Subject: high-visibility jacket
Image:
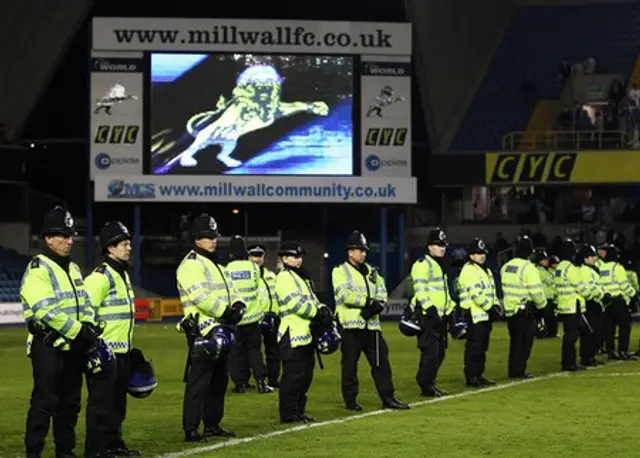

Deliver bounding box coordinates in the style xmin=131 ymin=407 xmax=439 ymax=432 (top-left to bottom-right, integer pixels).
xmin=227 ymin=259 xmax=263 ymax=325
xmin=596 ymin=258 xmax=604 ymax=270
xmin=332 ymin=261 xmax=386 ymax=331
xmin=176 ymin=250 xmax=242 ymax=336
xmin=537 ymin=266 xmax=556 ymax=302
xmin=409 ymin=255 xmax=453 ymax=318
xmin=554 ymin=260 xmax=588 ymax=315
xmin=626 ymin=269 xmax=639 ymax=296
xmin=260 ymin=267 xmax=278 ymax=315
xmin=600 ymin=261 xmax=635 ymax=305
xmin=84 ymin=261 xmax=135 ymax=353
xmin=500 ymin=258 xmax=546 ymax=317
xmin=458 ymin=262 xmax=496 ymax=324
xmin=275 ymin=268 xmax=321 ymax=348
xmin=20 ymin=254 xmax=94 ymax=354
xmin=580 ymin=264 xmax=604 ymax=306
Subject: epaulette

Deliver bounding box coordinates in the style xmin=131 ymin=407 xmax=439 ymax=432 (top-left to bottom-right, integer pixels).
xmin=30 ymin=257 xmax=40 ymax=268
xmin=95 ymin=264 xmax=107 ymax=274
xmin=187 ymin=252 xmax=197 ymax=260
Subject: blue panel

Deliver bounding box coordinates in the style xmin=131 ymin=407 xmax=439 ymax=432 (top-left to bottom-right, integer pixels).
xmin=151 ymin=53 xmax=209 ymax=83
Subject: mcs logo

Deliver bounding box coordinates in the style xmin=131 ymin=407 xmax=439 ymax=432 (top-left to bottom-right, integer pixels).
xmin=107 ymin=179 xmax=155 ymax=199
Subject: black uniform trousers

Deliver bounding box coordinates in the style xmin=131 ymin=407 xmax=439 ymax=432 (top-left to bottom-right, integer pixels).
xmin=507 ymin=313 xmax=536 ymax=377
xmin=278 ymin=333 xmax=315 ymax=422
xmin=230 ymin=322 xmax=267 ymax=385
xmin=603 ymin=297 xmax=632 ymax=355
xmin=544 ymin=301 xmax=558 ymax=337
xmin=182 ymin=347 xmax=229 ymax=433
xmin=25 ymin=337 xmax=84 ymax=457
xmin=415 ymin=319 xmax=447 ymax=391
xmin=581 ymin=302 xmax=603 ymax=364
xmin=464 ymin=319 xmax=491 ymax=381
xmin=85 ymin=363 xmax=116 ymax=457
xmin=340 ymin=328 xmax=394 ymax=403
xmin=262 ymin=329 xmax=281 ymax=384
xmin=561 ymin=314 xmax=589 ymax=368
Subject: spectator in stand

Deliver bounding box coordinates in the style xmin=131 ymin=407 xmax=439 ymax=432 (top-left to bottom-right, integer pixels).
xmin=609 ymin=80 xmax=625 ymax=106
xmin=629 ymin=84 xmax=640 ymax=107
xmin=557 ymin=60 xmax=571 ymax=88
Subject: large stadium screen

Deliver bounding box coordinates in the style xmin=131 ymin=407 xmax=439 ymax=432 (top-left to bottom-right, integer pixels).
xmin=149 ymin=53 xmax=354 ymax=176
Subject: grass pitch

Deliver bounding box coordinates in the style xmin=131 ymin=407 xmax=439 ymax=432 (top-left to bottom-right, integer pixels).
xmin=1 ymin=323 xmax=638 ymax=458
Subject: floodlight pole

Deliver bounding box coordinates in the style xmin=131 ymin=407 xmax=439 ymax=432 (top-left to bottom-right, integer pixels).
xmin=398 ymin=208 xmax=405 ymax=278
xmin=380 ymin=206 xmax=388 ymax=279
xmin=133 ymin=204 xmax=142 ymax=287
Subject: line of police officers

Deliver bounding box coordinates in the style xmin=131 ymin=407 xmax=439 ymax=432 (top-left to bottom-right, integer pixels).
xmin=20 ymin=207 xmax=640 ymax=457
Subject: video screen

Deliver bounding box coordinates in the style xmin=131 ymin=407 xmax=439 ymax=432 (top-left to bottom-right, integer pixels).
xmin=150 ymin=53 xmax=354 ymax=175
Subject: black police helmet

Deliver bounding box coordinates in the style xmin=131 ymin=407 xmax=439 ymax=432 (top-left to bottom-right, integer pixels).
xmin=190 ymin=214 xmax=220 ymax=239
xmin=580 ymin=244 xmax=597 ymax=260
xmin=42 ymin=206 xmax=76 ymax=237
xmin=278 ymin=241 xmax=305 ymax=257
xmin=346 ymin=230 xmax=369 ymax=251
xmin=229 ymin=235 xmax=247 ymax=257
xmin=515 ymin=236 xmax=534 ymax=259
xmin=533 ymin=248 xmax=549 ymax=263
xmin=559 ymin=239 xmax=577 ymax=261
xmin=99 ymin=221 xmax=131 ymax=251
xmin=426 ymin=227 xmax=448 ymax=247
xmin=247 ymin=244 xmax=266 ymax=256
xmin=468 ymin=238 xmax=488 ymax=255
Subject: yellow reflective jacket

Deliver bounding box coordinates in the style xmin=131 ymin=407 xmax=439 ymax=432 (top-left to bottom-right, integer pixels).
xmin=500 ymin=258 xmax=546 ymax=317
xmin=580 ymin=264 xmax=605 ymax=306
xmin=554 ymin=260 xmax=588 ymax=315
xmin=84 ymin=260 xmax=135 ymax=353
xmin=626 ymin=270 xmax=639 ymax=296
xmin=275 ymin=268 xmax=321 ymax=348
xmin=458 ymin=262 xmax=496 ymax=324
xmin=20 ymin=253 xmax=94 ymax=353
xmin=176 ymin=250 xmax=242 ymax=336
xmin=227 ymin=258 xmax=264 ymax=325
xmin=409 ymin=255 xmax=453 ymax=318
xmin=537 ymin=266 xmax=556 ymax=302
xmin=332 ymin=261 xmax=386 ymax=331
xmin=600 ymin=261 xmax=635 ymax=306
xmin=260 ymin=267 xmax=278 ymax=315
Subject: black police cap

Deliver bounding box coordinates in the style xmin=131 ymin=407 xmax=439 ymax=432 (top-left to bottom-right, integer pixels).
xmin=100 ymin=221 xmax=131 ymax=250
xmin=190 ymin=214 xmax=220 ymax=238
xmin=42 ymin=206 xmax=76 ymax=237
xmin=468 ymin=237 xmax=488 ymax=255
xmin=346 ymin=230 xmax=369 ymax=251
xmin=247 ymin=244 xmax=266 ymax=256
xmin=278 ymin=242 xmax=305 ymax=257
xmin=426 ymin=228 xmax=447 ymax=246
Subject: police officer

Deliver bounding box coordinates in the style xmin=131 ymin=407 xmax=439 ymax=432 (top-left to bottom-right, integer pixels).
xmin=177 ymin=214 xmax=245 ymax=442
xmin=228 ymin=236 xmax=273 ymax=394
xmin=555 ymin=239 xmax=590 ymax=371
xmin=458 ymin=238 xmax=497 ymax=388
xmin=275 ymin=242 xmax=334 ymax=424
xmin=409 ymin=227 xmax=454 ymax=397
xmin=578 ymin=244 xmax=607 ymax=367
xmin=21 ymin=206 xmax=99 ymax=458
xmin=599 ymin=244 xmax=637 ymax=360
xmin=248 ymin=244 xmax=281 ymax=387
xmin=332 ymin=231 xmax=409 ymax=410
xmin=533 ymin=249 xmax=556 ymax=338
xmin=500 ymin=236 xmax=546 ymax=379
xmin=83 ymin=221 xmax=140 ymax=457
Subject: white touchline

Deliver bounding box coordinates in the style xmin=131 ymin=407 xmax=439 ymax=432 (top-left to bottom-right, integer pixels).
xmin=156 ymin=361 xmax=628 ymax=458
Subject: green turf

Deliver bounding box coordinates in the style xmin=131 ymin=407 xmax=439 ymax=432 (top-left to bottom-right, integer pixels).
xmin=0 ymin=323 xmax=638 ymax=458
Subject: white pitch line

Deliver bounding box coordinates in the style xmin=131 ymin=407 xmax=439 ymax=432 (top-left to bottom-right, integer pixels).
xmin=576 ymin=372 xmax=640 ymax=377
xmin=156 ymin=361 xmax=628 ymax=458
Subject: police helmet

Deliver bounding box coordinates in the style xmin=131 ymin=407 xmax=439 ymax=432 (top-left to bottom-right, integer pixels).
xmin=515 ymin=236 xmax=534 ymax=259
xmin=127 ymin=348 xmax=157 ymax=399
xmin=42 ymin=206 xmax=76 ymax=237
xmin=559 ymin=238 xmax=577 ymax=261
xmin=549 ymin=255 xmax=560 ymax=266
xmin=259 ymin=312 xmax=279 ymax=336
xmin=426 ymin=228 xmax=448 ymax=247
xmin=468 ymin=238 xmax=488 ymax=255
xmin=398 ymin=304 xmax=422 ymax=337
xmin=229 ymin=235 xmax=247 ymax=258
xmin=193 ymin=325 xmax=236 ymax=360
xmin=278 ymin=242 xmax=305 ymax=257
xmin=580 ymin=244 xmax=597 ymax=260
xmin=190 ymin=214 xmax=220 ymax=238
xmin=346 ymin=231 xmax=369 ymax=252
xmin=449 ymin=319 xmax=468 ymax=340
xmin=85 ymin=339 xmax=116 ymax=379
xmin=99 ymin=221 xmax=131 ymax=251
xmin=316 ymin=327 xmax=342 ymax=355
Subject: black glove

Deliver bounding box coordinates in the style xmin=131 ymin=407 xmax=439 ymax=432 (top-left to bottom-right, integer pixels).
xmin=361 ymin=306 xmax=375 ymax=321
xmin=73 ymin=322 xmax=101 ymax=353
xmin=366 ymin=299 xmax=385 ymax=315
xmin=313 ymin=306 xmax=334 ymax=329
xmin=602 ymin=293 xmax=613 ymax=307
xmin=220 ymin=301 xmax=246 ymax=325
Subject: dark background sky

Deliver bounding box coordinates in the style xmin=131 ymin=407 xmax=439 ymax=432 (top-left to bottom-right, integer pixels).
xmin=22 ymin=0 xmax=429 ymax=235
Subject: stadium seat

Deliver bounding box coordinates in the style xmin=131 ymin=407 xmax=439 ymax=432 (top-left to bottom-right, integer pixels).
xmin=450 ymin=3 xmax=640 ymax=151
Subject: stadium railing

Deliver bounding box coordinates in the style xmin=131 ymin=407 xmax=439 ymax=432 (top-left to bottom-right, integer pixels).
xmin=501 ymin=130 xmax=630 ymax=151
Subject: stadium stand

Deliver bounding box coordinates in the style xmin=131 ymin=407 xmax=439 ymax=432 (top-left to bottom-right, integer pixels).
xmin=0 ymin=246 xmax=29 ymax=302
xmin=450 ymin=3 xmax=640 ymax=151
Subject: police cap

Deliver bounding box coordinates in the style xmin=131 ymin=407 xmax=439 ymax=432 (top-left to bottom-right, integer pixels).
xmin=426 ymin=228 xmax=448 ymax=247
xmin=99 ymin=221 xmax=131 ymax=250
xmin=42 ymin=206 xmax=76 ymax=237
xmin=468 ymin=238 xmax=488 ymax=255
xmin=190 ymin=214 xmax=220 ymax=238
xmin=278 ymin=242 xmax=305 ymax=257
xmin=247 ymin=244 xmax=266 ymax=256
xmin=346 ymin=230 xmax=369 ymax=251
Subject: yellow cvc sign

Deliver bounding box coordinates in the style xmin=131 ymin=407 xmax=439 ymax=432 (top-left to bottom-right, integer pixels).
xmin=485 ymin=151 xmax=640 ymax=184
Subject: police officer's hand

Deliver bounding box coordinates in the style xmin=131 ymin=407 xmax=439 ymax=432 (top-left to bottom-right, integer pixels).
xmin=220 ymin=301 xmax=246 ymax=325
xmin=313 ymin=306 xmax=334 ymax=329
xmin=603 ymin=293 xmax=613 ymax=306
xmin=73 ymin=322 xmax=101 ymax=353
xmin=366 ymin=299 xmax=385 ymax=315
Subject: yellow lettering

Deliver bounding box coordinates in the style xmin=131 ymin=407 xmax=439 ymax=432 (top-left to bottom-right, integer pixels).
xmin=554 ymin=156 xmax=570 ymax=178
xmin=527 ymin=155 xmax=546 ymax=179
xmin=497 ymin=157 xmax=514 ymax=180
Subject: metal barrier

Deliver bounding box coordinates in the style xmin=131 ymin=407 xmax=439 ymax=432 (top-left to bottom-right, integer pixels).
xmin=501 ymin=130 xmax=630 ymax=152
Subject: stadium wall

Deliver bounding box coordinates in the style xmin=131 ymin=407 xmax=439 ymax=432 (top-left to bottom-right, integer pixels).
xmin=0 ymin=222 xmax=30 ymax=254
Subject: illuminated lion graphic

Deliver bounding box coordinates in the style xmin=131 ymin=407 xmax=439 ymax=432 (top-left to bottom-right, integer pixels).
xmin=162 ymin=64 xmax=329 ymax=169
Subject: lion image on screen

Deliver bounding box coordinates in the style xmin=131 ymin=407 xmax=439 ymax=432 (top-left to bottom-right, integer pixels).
xmin=164 ymin=64 xmax=329 ymax=169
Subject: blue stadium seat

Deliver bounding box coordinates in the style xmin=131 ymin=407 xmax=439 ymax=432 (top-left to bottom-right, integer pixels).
xmin=451 ymin=3 xmax=640 ymax=151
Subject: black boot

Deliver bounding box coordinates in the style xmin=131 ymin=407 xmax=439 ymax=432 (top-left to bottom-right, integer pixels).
xmin=478 ymin=376 xmax=496 ymax=386
xmin=382 ymin=397 xmax=410 ymax=410
xmin=203 ymin=425 xmax=236 ymax=438
xmin=106 ymin=445 xmax=141 ymax=457
xmin=232 ymin=384 xmax=247 ymax=393
xmin=345 ymin=402 xmax=362 ymax=411
xmin=184 ymin=431 xmax=207 ymax=442
xmin=421 ymin=386 xmax=447 ymax=397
